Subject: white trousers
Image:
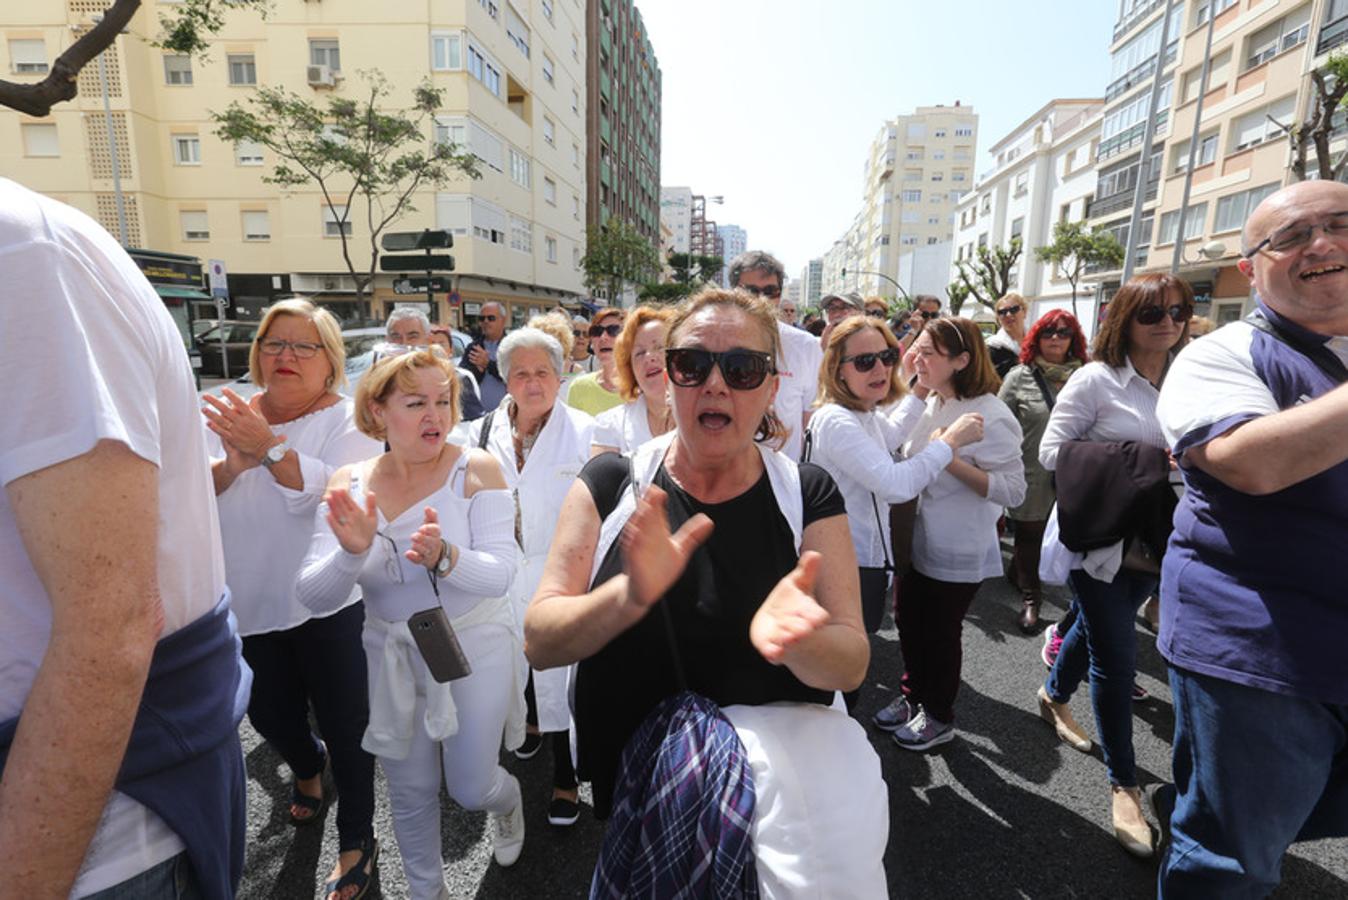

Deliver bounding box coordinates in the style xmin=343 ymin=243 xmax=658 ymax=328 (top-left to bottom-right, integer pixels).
xmin=365 ymin=622 xmax=521 ymax=900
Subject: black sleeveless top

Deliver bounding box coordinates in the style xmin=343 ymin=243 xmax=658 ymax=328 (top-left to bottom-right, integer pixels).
xmin=575 ymin=452 xmax=846 ymax=817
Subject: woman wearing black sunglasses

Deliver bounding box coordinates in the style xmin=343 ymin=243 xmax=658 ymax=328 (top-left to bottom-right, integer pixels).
xmin=564 ymin=307 xmax=627 ymax=417
xmin=526 ymin=289 xmax=888 ymax=895
xmin=1036 ymin=273 xmax=1191 ymax=858
xmin=997 ymin=309 xmax=1088 ymax=633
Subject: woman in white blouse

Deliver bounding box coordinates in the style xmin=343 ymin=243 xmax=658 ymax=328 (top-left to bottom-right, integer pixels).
xmin=591 ymin=305 xmax=675 ymax=455
xmin=466 ymin=328 xmax=596 ymax=827
xmin=1036 ymin=274 xmax=1191 ymax=859
xmin=888 ymin=317 xmax=1026 ymax=753
xmin=295 ymin=349 xmax=523 ymax=899
xmin=202 ymin=299 xmax=382 ymax=900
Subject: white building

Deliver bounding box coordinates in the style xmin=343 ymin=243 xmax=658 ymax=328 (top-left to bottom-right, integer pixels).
xmin=799 ymin=258 xmax=823 ymax=307
xmin=895 ymin=240 xmax=955 ymax=301
xmin=717 ymin=223 xmax=747 ymax=286
xmin=659 ymin=186 xmax=692 ymax=253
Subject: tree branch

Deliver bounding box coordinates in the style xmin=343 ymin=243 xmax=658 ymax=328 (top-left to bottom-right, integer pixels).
xmin=0 ymin=0 xmax=140 ymax=117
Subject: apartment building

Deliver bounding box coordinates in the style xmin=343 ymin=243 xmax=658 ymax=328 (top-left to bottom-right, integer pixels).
xmin=2 ymin=0 xmax=587 ymax=327
xmin=951 ymin=99 xmax=1105 ymax=328
xmin=659 ymin=185 xmax=691 ymax=253
xmin=799 ymin=258 xmax=823 ymax=307
xmin=586 ymin=0 xmax=660 ymax=246
xmin=716 ymin=223 xmax=746 ymax=286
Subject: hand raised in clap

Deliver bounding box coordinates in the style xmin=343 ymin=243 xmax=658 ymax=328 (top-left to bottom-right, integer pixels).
xmin=405 ymin=506 xmax=449 ymax=571
xmin=324 ymin=486 xmax=379 ymax=555
xmin=750 ymin=551 xmax=831 ymax=665
xmin=202 ymin=388 xmax=278 ymax=460
xmin=619 ymin=484 xmax=714 ymax=612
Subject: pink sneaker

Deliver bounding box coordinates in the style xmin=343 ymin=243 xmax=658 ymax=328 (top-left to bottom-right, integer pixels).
xmin=1042 ymin=623 xmax=1063 ymax=669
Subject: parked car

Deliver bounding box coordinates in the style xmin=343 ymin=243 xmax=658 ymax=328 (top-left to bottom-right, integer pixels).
xmin=195 ymin=320 xmax=261 ymax=378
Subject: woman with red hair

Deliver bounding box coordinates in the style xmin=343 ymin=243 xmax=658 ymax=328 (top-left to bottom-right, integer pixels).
xmin=997 ymin=309 xmax=1088 ymax=633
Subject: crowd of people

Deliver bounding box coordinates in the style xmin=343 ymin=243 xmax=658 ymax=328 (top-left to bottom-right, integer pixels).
xmin=2 ymin=173 xmax=1346 ymax=900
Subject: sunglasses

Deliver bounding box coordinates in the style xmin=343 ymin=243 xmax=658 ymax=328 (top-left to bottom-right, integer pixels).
xmin=865 ymin=308 xmax=888 ymax=318
xmin=589 ymin=323 xmax=623 ymax=338
xmin=481 ymin=314 xmax=499 ymax=322
xmin=996 ymin=305 xmax=1023 ymax=317
xmin=572 ymin=329 xmax=587 ymax=339
xmin=1039 ymin=327 xmax=1075 ymax=339
xmin=740 ymin=284 xmax=782 ymax=299
xmin=842 ymin=348 xmax=901 ymax=372
xmin=1135 ymin=304 xmax=1194 ymax=326
xmin=665 ymin=347 xmax=776 ymax=390
xmin=920 ymin=310 xmax=941 ymax=320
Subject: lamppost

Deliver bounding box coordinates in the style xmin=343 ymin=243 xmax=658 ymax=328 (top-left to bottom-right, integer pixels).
xmin=841 ymin=267 xmax=913 ymax=304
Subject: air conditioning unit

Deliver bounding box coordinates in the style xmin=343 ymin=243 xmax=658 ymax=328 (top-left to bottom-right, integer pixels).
xmin=307 ymin=64 xmax=336 ymax=87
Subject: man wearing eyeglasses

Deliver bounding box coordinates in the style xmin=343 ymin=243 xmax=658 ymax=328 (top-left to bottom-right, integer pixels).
xmin=986 ymin=293 xmax=1028 ymax=378
xmin=728 ymin=250 xmax=822 ymax=460
xmin=1154 ymin=180 xmax=1348 ymax=898
xmin=896 ymin=295 xmax=943 ymax=352
xmin=382 ymin=307 xmax=484 ymax=421
xmin=465 ymin=301 xmax=509 ymax=410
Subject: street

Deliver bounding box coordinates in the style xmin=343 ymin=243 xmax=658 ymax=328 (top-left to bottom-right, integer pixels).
xmin=238 ymin=577 xmax=1348 ymax=899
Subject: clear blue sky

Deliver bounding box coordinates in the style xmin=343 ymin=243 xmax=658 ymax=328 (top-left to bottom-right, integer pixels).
xmin=639 ymin=0 xmax=1118 ymax=275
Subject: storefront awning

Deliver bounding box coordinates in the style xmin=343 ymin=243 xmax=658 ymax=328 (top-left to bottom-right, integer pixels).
xmin=154 ymin=285 xmax=213 ymax=301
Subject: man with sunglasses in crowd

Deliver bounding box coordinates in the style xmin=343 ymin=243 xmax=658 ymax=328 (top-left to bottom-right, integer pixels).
xmin=464 ymin=300 xmax=509 ymax=411
xmin=896 ymin=294 xmax=944 ymax=352
xmin=986 ymin=293 xmax=1028 ymax=378
xmin=1153 ymin=179 xmax=1348 ymax=897
xmin=727 ymin=250 xmax=823 ymax=460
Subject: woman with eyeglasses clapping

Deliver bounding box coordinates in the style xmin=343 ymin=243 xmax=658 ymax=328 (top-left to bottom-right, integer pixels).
xmin=296 ymin=349 xmax=525 ymax=898
xmin=202 ymin=299 xmax=384 ymax=900
xmin=997 ymin=310 xmax=1088 ymax=633
xmin=592 ymin=305 xmax=675 ymax=455
xmin=564 ymin=307 xmax=627 ymax=416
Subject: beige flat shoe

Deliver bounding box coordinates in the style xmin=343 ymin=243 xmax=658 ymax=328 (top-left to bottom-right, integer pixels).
xmin=1037 ymin=686 xmax=1092 ymax=752
xmin=1112 ymin=785 xmax=1155 ymax=858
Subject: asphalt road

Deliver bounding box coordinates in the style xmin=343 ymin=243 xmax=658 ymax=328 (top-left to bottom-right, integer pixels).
xmin=238 ymin=577 xmax=1348 ymax=899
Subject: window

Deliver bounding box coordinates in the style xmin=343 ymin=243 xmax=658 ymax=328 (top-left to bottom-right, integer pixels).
xmin=505 ymin=5 xmax=530 ymax=57
xmin=955 ymin=125 xmax=973 ymax=137
xmin=510 ymin=216 xmax=532 ymax=252
xmin=901 ymin=189 xmax=922 ymax=202
xmin=927 ymin=236 xmax=940 ymax=245
xmin=324 ymin=205 xmax=352 ymax=238
xmin=431 ymin=33 xmax=462 ymax=70
xmin=181 ymin=211 xmax=209 ymax=241
xmin=900 ymin=236 xmax=918 ymax=245
xmin=934 ymin=129 xmax=947 ymax=138
xmin=931 ymin=172 xmax=944 ymax=182
xmin=572 ymin=88 xmax=579 ymax=115
xmin=1196 ymin=0 xmax=1237 ymax=26
xmin=544 ymin=176 xmax=557 ymax=205
xmin=903 ymin=169 xmax=922 ymax=182
xmin=436 ymin=117 xmax=504 ymax=172
xmin=542 ymin=0 xmax=554 ymax=20
xmin=1214 ymin=183 xmax=1278 ymax=233
xmin=9 ymin=39 xmax=47 ymax=74
xmin=906 ymin=149 xmax=924 ymax=161
xmin=163 ymin=54 xmax=193 ymax=85
xmin=226 ymin=53 xmax=257 ymax=85
xmin=573 ymin=246 xmax=581 ymax=269
xmin=542 ymin=53 xmax=555 ymax=85
xmin=928 ymin=216 xmax=940 ymax=225
xmin=1102 ymin=79 xmax=1174 ymax=141
xmin=546 ymin=236 xmax=558 ymax=262
xmin=952 ymin=170 xmax=967 ymax=182
xmin=437 ymin=194 xmax=507 ymax=244
xmin=309 ymin=40 xmax=340 ymax=72
xmin=21 ymin=123 xmax=58 ymax=157
xmin=1245 ymin=7 xmax=1311 ymax=70
xmin=1158 ymin=203 xmax=1208 ymax=244
xmin=572 ymin=194 xmax=580 ymax=220
xmin=1014 ymin=171 xmax=1029 ymax=196
xmin=932 ymin=150 xmax=946 ymax=160
xmin=509 ymin=148 xmax=531 ymax=187
xmin=1172 ymin=133 xmax=1218 ymax=172
xmin=242 ymin=210 xmax=271 ymax=241
xmin=901 ymin=210 xmax=920 ymax=224
xmin=478 ymin=0 xmax=499 ymax=19
xmin=234 ymin=139 xmax=263 ymax=166
xmin=543 ymin=115 xmax=555 ymax=145
xmin=572 ymin=32 xmax=579 ymax=61
xmin=572 ymin=142 xmax=580 ymax=167
xmin=954 ymin=146 xmax=971 ymax=161
xmin=1231 ymin=96 xmax=1295 ymax=152
xmin=173 ymin=135 xmax=201 ymax=165
xmin=467 ymin=43 xmax=502 ymax=97
xmin=906 ymin=123 xmax=926 ymax=140
xmin=1011 ymin=216 xmax=1025 ymax=239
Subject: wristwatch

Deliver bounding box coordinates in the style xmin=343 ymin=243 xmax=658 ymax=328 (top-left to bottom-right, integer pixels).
xmin=260 ymin=439 xmax=289 ymax=469
xmin=435 ymin=540 xmax=453 ymax=577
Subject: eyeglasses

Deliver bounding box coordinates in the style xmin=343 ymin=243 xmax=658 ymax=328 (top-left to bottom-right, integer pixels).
xmin=665 ymin=347 xmax=776 ymax=390
xmin=740 ymin=284 xmax=782 ymax=299
xmin=996 ymin=305 xmax=1023 ymax=318
xmin=260 ymin=339 xmax=322 ymax=358
xmin=1135 ymin=304 xmax=1194 ymax=326
xmin=481 ymin=314 xmax=500 ymax=322
xmin=589 ymin=323 xmax=623 ymax=338
xmin=1243 ymin=211 xmax=1348 ymax=258
xmin=842 ymin=348 xmax=901 ymax=372
xmin=1040 ymin=327 xmax=1075 ymax=339
xmin=573 ymin=329 xmax=587 ymax=339
xmin=865 ymin=308 xmax=888 ymax=318
xmin=920 ymin=310 xmax=941 ymax=320
xmin=375 ymin=531 xmax=404 ymax=584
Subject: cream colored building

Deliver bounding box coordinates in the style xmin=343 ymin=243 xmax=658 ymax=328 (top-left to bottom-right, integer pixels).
xmin=1 ymin=0 xmax=588 ymax=327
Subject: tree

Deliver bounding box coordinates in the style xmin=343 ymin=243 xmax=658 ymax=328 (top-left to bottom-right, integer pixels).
xmin=213 ymin=72 xmax=478 ymax=308
xmin=582 ymin=217 xmax=659 ymax=303
xmin=637 ymin=282 xmax=687 ymax=303
xmin=1277 ymin=53 xmax=1348 ymax=182
xmin=949 ymin=237 xmax=1023 ymax=314
xmin=1033 ymin=222 xmax=1125 ymax=320
xmin=668 ymin=253 xmax=724 ymax=287
xmin=0 ymin=0 xmax=269 ymax=116
xmin=945 ymin=281 xmax=970 ymax=317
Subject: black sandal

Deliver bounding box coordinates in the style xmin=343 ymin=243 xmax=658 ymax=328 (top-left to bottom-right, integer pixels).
xmin=324 ymin=839 xmax=379 ymax=900
xmin=289 ymin=744 xmax=328 ymax=826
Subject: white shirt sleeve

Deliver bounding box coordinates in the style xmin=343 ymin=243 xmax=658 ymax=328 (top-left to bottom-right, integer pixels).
xmin=882 ymin=393 xmax=929 ymax=446
xmin=814 ymin=407 xmax=954 ymax=504
xmin=974 ymin=403 xmax=1028 ymax=508
xmin=294 ymin=499 xmax=371 ymax=614
xmin=1039 ymin=365 xmax=1101 ymax=471
xmin=1157 ymin=325 xmax=1279 ymax=452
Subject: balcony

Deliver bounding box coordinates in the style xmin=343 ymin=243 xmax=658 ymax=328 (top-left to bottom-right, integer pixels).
xmin=1318 ymin=16 xmax=1348 ymax=56
xmin=1106 ymin=41 xmax=1178 ymax=102
xmin=1114 ymin=0 xmax=1165 ymax=44
xmin=1088 ymin=180 xmax=1158 ymax=219
xmin=1098 ymin=111 xmax=1168 ymax=161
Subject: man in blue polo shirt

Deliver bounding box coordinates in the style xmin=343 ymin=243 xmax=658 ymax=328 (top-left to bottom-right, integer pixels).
xmin=1155 ymin=179 xmax=1348 ymax=897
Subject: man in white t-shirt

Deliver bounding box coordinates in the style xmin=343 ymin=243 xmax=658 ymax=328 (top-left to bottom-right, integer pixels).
xmin=0 ymin=180 xmax=249 ymax=898
xmin=728 ymin=250 xmax=824 ymax=461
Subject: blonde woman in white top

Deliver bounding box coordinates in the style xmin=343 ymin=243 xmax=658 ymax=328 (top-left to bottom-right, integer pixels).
xmin=592 ymin=305 xmax=675 ymax=455
xmin=888 ymin=317 xmax=1025 ymax=752
xmin=295 ymin=349 xmax=524 ymax=900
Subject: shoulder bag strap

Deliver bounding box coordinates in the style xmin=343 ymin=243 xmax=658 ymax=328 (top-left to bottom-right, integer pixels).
xmin=1245 ymin=310 xmax=1348 ymax=385
xmin=870 ymin=494 xmax=894 ymax=573
xmin=477 ymin=409 xmax=496 ymax=450
xmin=1030 ymin=366 xmax=1058 ymax=411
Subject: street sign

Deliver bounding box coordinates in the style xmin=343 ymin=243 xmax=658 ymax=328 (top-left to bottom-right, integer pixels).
xmin=393 ymin=276 xmax=451 ymax=295
xmin=381 ymin=229 xmax=453 ymax=251
xmin=448 ymin=290 xmax=461 ymax=307
xmin=208 ymin=259 xmax=228 ymax=292
xmin=380 ymin=253 xmax=456 ymax=272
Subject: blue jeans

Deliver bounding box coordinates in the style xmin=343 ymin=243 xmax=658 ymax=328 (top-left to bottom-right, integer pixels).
xmin=84 ymin=852 xmax=202 ymax=900
xmin=1044 ymin=567 xmax=1156 ymax=787
xmin=1159 ymin=667 xmax=1348 ymax=899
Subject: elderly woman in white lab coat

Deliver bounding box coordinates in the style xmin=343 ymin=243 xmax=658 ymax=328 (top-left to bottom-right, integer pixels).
xmin=466 ymin=327 xmax=596 ymax=826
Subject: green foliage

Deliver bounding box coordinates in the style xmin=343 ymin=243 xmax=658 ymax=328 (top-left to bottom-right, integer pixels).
xmin=155 ymin=0 xmax=272 ymax=57
xmin=638 ymin=282 xmax=690 ymax=303
xmin=212 ymin=71 xmax=478 ymax=302
xmin=668 ymin=253 xmax=724 ymax=286
xmin=945 ymin=281 xmax=970 ymax=318
xmin=581 ymin=218 xmax=660 ymax=302
xmin=951 ymin=237 xmax=1023 ymax=314
xmin=1283 ymin=53 xmax=1348 ymax=182
xmin=1034 ymin=222 xmax=1124 ymax=319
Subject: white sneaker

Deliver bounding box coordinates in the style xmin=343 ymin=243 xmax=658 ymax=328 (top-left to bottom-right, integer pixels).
xmin=872 ymin=695 xmax=916 ymax=732
xmin=491 ymin=796 xmax=525 ymax=867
